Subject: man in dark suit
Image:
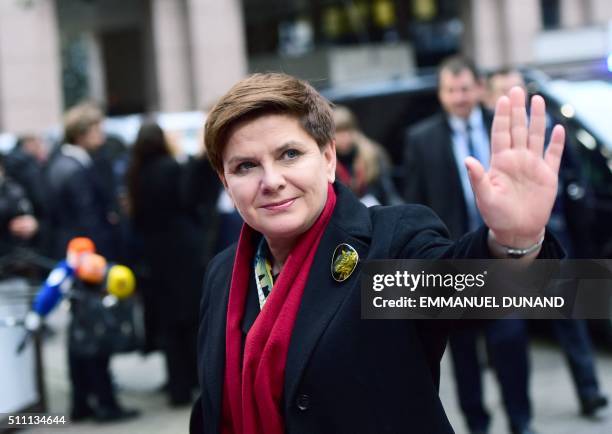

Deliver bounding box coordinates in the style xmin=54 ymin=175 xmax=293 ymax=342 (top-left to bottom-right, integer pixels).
xmin=484 ymin=67 xmax=608 ymax=418
xmin=403 ymin=56 xmax=534 ymax=434
xmin=45 ymin=102 xmax=137 ymax=422
xmin=46 ymin=103 xmax=120 ymax=261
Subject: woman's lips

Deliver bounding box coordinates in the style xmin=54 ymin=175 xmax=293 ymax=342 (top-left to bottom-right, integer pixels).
xmin=261 ymin=198 xmax=296 ymax=211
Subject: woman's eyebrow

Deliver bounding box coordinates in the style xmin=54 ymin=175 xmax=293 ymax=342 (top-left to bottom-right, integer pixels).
xmin=226 ymin=155 xmax=253 ymax=166
xmin=226 ymin=140 xmax=306 ymax=166
xmin=275 ymin=141 xmax=304 ymax=153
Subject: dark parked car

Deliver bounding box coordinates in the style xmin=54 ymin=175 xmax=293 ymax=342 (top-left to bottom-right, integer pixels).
xmin=524 ymin=69 xmax=612 ymax=257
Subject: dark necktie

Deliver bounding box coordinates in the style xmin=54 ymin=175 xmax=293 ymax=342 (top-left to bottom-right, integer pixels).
xmin=465 ymin=121 xmax=484 ymax=227
xmin=466 ymin=122 xmax=477 ymax=158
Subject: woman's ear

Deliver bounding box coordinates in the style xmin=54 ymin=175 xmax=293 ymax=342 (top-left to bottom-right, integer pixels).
xmin=323 ymin=140 xmax=337 ymax=183
xmin=219 ymin=172 xmax=232 ymax=200
xmin=219 ymin=172 xmax=228 ymax=190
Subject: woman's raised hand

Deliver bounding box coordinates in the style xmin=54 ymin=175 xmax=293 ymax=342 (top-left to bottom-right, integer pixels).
xmin=466 ymin=86 xmax=565 ymax=248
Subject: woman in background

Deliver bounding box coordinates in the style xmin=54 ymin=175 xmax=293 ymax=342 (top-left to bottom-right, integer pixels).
xmin=127 ymin=123 xmax=203 ymax=406
xmin=333 ymin=105 xmax=402 ymax=206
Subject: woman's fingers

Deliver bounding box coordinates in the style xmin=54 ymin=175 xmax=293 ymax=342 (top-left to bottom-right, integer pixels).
xmin=465 ymin=156 xmax=492 ymax=204
xmin=491 ymin=95 xmax=511 ymax=154
xmin=527 ymin=95 xmax=546 ymax=156
xmin=510 ymin=87 xmax=528 ymax=150
xmin=544 ymin=125 xmax=566 ymax=175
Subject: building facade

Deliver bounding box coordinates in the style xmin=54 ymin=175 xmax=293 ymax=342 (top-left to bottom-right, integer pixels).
xmin=0 ymin=0 xmax=247 ymax=134
xmin=1 ymin=0 xmax=611 ymax=135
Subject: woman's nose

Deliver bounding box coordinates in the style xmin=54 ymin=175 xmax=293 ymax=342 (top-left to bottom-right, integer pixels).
xmin=260 ymin=165 xmax=285 ymax=192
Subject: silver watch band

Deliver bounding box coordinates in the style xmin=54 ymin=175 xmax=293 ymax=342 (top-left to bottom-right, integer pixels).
xmin=503 ymin=234 xmax=545 ymax=258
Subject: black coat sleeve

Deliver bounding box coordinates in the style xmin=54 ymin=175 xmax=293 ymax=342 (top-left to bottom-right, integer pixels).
xmin=379 ymin=204 xmax=564 ymax=390
xmin=403 ymin=128 xmax=428 ymax=205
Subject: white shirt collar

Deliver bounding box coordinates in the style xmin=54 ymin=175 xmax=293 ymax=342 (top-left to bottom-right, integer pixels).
xmin=448 ymin=106 xmax=484 ymax=133
xmin=61 ymin=143 xmax=92 ymax=167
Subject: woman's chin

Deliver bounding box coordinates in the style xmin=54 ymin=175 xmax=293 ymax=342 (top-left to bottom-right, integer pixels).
xmin=257 ymin=222 xmax=306 ymax=241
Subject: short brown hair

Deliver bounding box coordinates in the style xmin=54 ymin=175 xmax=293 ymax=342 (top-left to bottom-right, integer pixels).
xmin=438 ymin=55 xmax=480 ymax=86
xmin=63 ymin=102 xmax=103 ymax=144
xmin=204 ymin=73 xmax=334 ymax=174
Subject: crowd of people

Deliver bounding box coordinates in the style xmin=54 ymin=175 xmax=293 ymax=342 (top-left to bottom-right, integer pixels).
xmin=0 ymin=53 xmax=608 ymax=433
xmin=0 ymin=104 xmax=223 ymax=421
xmin=403 ymin=56 xmax=607 ymax=434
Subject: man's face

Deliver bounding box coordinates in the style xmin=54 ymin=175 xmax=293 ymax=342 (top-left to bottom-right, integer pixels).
xmin=22 ymin=137 xmax=48 ymax=163
xmin=487 ymin=71 xmax=526 ymax=108
xmin=438 ymin=69 xmax=481 ymax=120
xmin=78 ymin=122 xmax=105 ymax=151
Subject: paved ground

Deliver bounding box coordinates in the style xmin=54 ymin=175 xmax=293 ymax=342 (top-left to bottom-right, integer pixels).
xmin=439 ymin=338 xmax=612 ymax=434
xmin=20 ymin=308 xmax=612 ymax=434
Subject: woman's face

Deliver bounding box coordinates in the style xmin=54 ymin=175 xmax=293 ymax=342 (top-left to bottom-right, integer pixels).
xmin=222 ymin=114 xmax=336 ymax=243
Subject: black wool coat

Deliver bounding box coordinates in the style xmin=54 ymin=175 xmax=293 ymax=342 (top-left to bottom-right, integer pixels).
xmin=191 ymin=183 xmax=561 ymax=434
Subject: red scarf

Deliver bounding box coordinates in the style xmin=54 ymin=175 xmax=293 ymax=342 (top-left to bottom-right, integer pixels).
xmin=222 ymin=184 xmax=336 ymax=434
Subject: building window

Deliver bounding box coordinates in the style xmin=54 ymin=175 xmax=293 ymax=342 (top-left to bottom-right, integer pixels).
xmin=541 ymin=0 xmax=561 ymax=30
xmin=241 ymin=0 xmax=461 ymax=68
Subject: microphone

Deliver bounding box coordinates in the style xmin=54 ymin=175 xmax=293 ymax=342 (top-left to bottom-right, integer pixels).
xmin=20 ymin=237 xmax=97 ymax=353
xmin=106 ymin=264 xmax=136 ymax=299
xmin=31 ymin=237 xmax=96 ymax=316
xmin=66 ymin=237 xmax=96 ymax=269
xmin=76 ymin=253 xmax=107 ymax=285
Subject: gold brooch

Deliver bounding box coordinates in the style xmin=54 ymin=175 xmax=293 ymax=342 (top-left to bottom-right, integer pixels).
xmin=331 ymin=243 xmax=359 ymax=282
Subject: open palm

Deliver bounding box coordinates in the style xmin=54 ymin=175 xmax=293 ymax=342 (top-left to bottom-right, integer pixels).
xmin=466 ymin=87 xmax=565 ymax=247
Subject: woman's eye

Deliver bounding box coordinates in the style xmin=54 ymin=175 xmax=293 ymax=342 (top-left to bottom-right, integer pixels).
xmin=236 ymin=161 xmax=256 ymax=173
xmin=282 ymin=149 xmax=301 ymax=160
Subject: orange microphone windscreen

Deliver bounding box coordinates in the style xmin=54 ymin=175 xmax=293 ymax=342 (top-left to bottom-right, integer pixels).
xmin=66 ymin=237 xmax=96 ymax=268
xmin=67 ymin=237 xmax=95 ymax=256
xmin=77 ymin=253 xmax=107 ymax=284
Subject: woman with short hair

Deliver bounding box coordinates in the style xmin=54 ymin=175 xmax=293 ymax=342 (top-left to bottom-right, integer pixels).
xmin=190 ymin=73 xmax=565 ymax=434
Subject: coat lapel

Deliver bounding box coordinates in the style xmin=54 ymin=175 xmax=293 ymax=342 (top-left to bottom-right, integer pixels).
xmin=202 ymin=184 xmax=373 ymax=426
xmin=284 ymin=184 xmax=371 ymax=407
xmin=201 ymin=256 xmax=233 ymax=432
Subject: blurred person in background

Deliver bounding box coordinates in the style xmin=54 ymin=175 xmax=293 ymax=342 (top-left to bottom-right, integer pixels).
xmin=181 ymin=140 xmax=223 ymax=265
xmin=484 ymin=68 xmax=608 ymax=417
xmin=483 ymin=68 xmax=526 ymax=111
xmin=333 ymin=105 xmax=403 ymax=206
xmin=0 ymin=154 xmax=39 ymax=257
xmin=46 ymin=102 xmax=119 ymax=260
xmin=126 ymin=122 xmax=204 ymax=406
xmin=90 ymin=135 xmax=128 ymax=261
xmin=403 ymin=56 xmax=534 ymax=434
xmin=2 ymin=134 xmax=49 ymax=256
xmin=3 ymin=134 xmax=48 ymax=217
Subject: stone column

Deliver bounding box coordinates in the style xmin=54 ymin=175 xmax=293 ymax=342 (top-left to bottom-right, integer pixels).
xmin=186 ymin=0 xmax=248 ymax=110
xmin=500 ymin=0 xmax=542 ymax=65
xmin=84 ymin=33 xmax=106 ymax=106
xmin=462 ymin=0 xmax=505 ymax=69
xmin=150 ymin=0 xmax=194 ymax=112
xmin=561 ymin=0 xmax=587 ymax=28
xmin=588 ymin=0 xmax=612 ymax=25
xmin=0 ymin=0 xmax=62 ymax=134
